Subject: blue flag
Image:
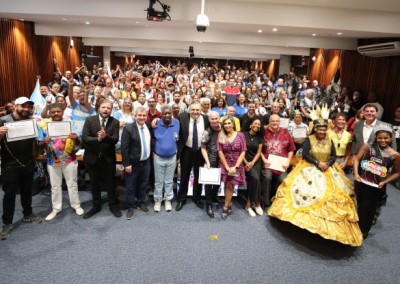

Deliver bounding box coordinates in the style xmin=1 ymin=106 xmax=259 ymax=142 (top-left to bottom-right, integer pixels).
xmin=30 ymin=80 xmax=45 ymax=119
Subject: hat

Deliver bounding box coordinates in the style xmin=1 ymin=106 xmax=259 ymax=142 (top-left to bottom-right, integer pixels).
xmin=168 ymin=81 xmax=175 ymax=86
xmin=15 ymin=97 xmax=34 ymax=105
xmin=144 ymin=79 xmax=151 ymax=85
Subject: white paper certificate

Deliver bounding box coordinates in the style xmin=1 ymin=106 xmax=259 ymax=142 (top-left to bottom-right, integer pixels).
xmin=267 ymin=154 xmax=288 ymax=172
xmin=199 ymin=167 xmax=221 ymax=185
xmin=292 ymin=127 xmax=307 ymax=138
xmin=5 ymin=119 xmax=38 ymax=142
xmin=360 ymin=178 xmax=379 ymax=188
xmin=280 ymin=118 xmax=289 ymax=129
xmin=46 ymin=121 xmax=72 ymax=138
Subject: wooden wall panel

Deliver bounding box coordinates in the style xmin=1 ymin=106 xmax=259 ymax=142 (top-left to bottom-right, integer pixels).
xmin=309 ymin=49 xmax=342 ymax=86
xmin=0 ymin=19 xmax=81 ymax=106
xmin=340 ymin=50 xmax=400 ymax=121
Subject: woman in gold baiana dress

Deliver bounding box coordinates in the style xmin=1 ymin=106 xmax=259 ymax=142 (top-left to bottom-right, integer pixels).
xmin=268 ymin=117 xmax=363 ymax=247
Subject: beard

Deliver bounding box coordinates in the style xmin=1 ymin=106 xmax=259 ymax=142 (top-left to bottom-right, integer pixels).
xmin=16 ymin=108 xmax=30 ymax=119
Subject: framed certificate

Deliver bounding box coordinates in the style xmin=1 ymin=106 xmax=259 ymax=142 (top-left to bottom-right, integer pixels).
xmin=292 ymin=127 xmax=307 ymax=138
xmin=199 ymin=167 xmax=221 ymax=185
xmin=267 ymin=154 xmax=289 ymax=172
xmin=46 ymin=121 xmax=72 ymax=138
xmin=5 ymin=119 xmax=38 ymax=142
xmin=280 ymin=118 xmax=290 ymax=128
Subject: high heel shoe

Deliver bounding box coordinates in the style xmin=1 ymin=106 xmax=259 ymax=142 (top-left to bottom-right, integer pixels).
xmin=221 ymin=207 xmax=230 ymax=220
xmin=227 ymin=203 xmax=233 ymax=215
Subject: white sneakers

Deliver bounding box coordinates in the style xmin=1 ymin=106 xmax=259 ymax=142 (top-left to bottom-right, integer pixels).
xmin=154 ymin=201 xmax=161 ymax=212
xmin=154 ymin=201 xmax=172 ymax=212
xmin=75 ymin=207 xmax=84 ymax=216
xmin=254 ymin=206 xmax=263 ymax=216
xmin=246 ymin=208 xmax=256 ymax=217
xmin=165 ymin=200 xmax=172 ymax=212
xmin=46 ymin=207 xmax=84 ymax=221
xmin=45 ymin=210 xmax=60 ymax=221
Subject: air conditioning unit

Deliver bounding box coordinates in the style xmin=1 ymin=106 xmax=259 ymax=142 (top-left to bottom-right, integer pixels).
xmin=357 ymin=41 xmax=400 ymax=57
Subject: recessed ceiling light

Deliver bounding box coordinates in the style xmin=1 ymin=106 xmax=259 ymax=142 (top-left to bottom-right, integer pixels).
xmin=145 ymin=24 xmax=149 ymax=27
xmin=337 ymin=32 xmax=342 ymax=35
xmin=258 ymin=29 xmax=262 ymax=33
xmin=19 ymin=18 xmax=24 ymax=21
xmin=62 ymin=18 xmax=67 ymax=21
xmin=85 ymin=21 xmax=90 ymax=25
xmin=136 ymin=21 xmax=140 ymax=24
xmin=312 ymin=33 xmax=316 ymax=36
xmin=272 ymin=28 xmax=278 ymax=32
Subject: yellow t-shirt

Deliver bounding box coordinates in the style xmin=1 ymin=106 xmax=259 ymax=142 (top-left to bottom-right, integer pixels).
xmin=219 ymin=116 xmax=241 ymax=131
xmin=327 ymin=129 xmax=352 ymax=156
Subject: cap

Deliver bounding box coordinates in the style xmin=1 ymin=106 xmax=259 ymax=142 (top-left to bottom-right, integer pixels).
xmin=15 ymin=97 xmax=34 ymax=105
xmin=168 ymin=81 xmax=175 ymax=86
xmin=144 ymin=79 xmax=151 ymax=85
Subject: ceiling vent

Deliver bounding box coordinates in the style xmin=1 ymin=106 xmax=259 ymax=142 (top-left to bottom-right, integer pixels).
xmin=357 ymin=41 xmax=400 ymax=57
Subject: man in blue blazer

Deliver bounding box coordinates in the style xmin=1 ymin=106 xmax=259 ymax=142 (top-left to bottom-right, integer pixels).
xmin=121 ymin=106 xmax=152 ymax=220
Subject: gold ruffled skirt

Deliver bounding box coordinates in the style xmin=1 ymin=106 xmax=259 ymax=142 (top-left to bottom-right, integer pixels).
xmin=268 ymin=160 xmax=363 ymax=247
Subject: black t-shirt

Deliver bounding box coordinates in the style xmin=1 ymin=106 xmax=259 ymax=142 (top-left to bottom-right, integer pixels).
xmin=243 ymin=131 xmax=263 ymax=162
xmin=0 ymin=114 xmax=35 ymax=168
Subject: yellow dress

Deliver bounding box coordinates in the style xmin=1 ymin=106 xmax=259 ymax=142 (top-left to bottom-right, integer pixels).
xmin=268 ymin=135 xmax=363 ymax=247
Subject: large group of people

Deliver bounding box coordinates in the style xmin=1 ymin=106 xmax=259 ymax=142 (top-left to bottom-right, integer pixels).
xmin=0 ymin=59 xmax=399 ymax=247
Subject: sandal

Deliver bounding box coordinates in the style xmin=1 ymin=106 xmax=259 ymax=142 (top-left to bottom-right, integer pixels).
xmin=221 ymin=207 xmax=230 ymax=220
xmin=227 ymin=203 xmax=233 ymax=215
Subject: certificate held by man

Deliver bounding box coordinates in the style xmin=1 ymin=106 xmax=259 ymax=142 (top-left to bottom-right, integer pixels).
xmin=266 ymin=154 xmax=289 ymax=172
xmin=5 ymin=119 xmax=38 ymax=142
xmin=46 ymin=121 xmax=72 ymax=138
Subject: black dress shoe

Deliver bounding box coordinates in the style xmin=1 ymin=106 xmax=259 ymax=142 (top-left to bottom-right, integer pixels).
xmin=206 ymin=205 xmax=214 ymax=218
xmin=83 ymin=208 xmax=101 ymax=219
xmin=193 ymin=199 xmax=204 ymax=209
xmin=175 ymin=200 xmax=186 ymax=211
xmin=212 ymin=197 xmax=225 ymax=205
xmin=110 ymin=207 xmax=122 ymax=217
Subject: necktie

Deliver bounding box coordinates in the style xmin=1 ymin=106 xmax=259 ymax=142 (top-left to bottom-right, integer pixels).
xmin=192 ymin=119 xmax=198 ymax=152
xmin=141 ymin=126 xmax=148 ymax=160
xmin=101 ymin=118 xmax=106 ymax=128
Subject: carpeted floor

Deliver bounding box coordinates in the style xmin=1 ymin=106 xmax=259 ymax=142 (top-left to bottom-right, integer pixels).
xmin=1 ymin=180 xmax=400 ymax=284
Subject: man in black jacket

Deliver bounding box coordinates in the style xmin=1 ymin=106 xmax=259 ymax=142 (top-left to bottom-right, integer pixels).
xmin=121 ymin=106 xmax=152 ymax=220
xmin=82 ymin=100 xmax=121 ymax=219
xmin=176 ymin=102 xmax=210 ymax=211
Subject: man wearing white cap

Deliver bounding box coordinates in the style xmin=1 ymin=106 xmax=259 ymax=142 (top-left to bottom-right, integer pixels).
xmin=0 ymin=97 xmax=42 ymax=240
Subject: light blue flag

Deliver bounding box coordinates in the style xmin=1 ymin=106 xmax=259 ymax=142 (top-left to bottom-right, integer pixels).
xmin=30 ymin=79 xmax=45 ymax=119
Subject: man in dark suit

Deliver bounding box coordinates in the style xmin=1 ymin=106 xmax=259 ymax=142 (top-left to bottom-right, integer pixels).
xmin=176 ymin=102 xmax=210 ymax=211
xmin=352 ymin=103 xmax=396 ymax=155
xmin=121 ymin=106 xmax=152 ymax=220
xmin=82 ymin=100 xmax=121 ymax=218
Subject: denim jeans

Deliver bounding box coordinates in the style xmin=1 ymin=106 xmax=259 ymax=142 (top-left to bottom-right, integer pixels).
xmin=125 ymin=159 xmax=150 ymax=209
xmin=153 ymin=154 xmax=176 ymax=202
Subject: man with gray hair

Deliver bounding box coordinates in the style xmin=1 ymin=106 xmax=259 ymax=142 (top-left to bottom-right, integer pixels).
xmin=153 ymin=105 xmax=180 ymax=212
xmin=176 ymin=102 xmax=210 ymax=211
xmin=121 ymin=106 xmax=152 ymax=219
xmin=201 ymin=111 xmax=223 ymax=218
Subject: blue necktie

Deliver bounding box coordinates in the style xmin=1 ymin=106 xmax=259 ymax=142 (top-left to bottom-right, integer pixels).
xmin=141 ymin=126 xmax=148 ymax=160
xmin=192 ymin=119 xmax=198 ymax=152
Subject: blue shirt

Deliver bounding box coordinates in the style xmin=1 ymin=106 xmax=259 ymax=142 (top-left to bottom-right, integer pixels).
xmin=211 ymin=106 xmax=227 ymax=117
xmin=153 ymin=118 xmax=180 ymax=158
xmin=71 ymin=101 xmax=95 ymax=136
xmin=233 ymin=103 xmax=248 ymax=118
